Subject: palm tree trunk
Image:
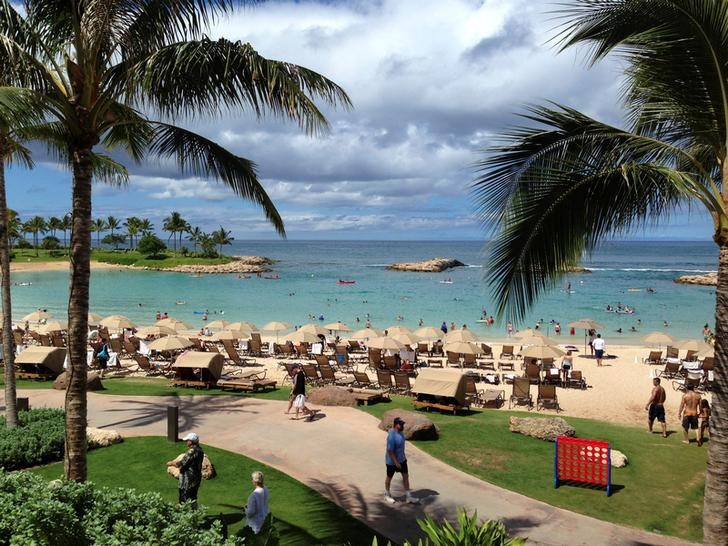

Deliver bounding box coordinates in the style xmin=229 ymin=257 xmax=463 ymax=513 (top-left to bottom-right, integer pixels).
xmin=64 ymin=148 xmax=92 ymax=482
xmin=0 ymin=153 xmax=17 ymax=428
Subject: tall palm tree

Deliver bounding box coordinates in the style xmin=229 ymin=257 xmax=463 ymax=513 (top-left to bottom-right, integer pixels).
xmin=91 ymin=218 xmax=107 ymax=248
xmin=138 ymin=218 xmax=154 ymax=237
xmin=212 ymin=225 xmax=234 ymax=256
xmin=47 ymin=216 xmax=63 ymax=238
xmin=7 ymin=209 xmax=20 ymax=246
xmin=163 ymin=211 xmax=187 ymax=252
xmin=61 ymin=213 xmax=71 ymax=249
xmin=124 ymin=216 xmax=141 ymax=250
xmin=473 ymin=1 xmax=728 ymax=541
xmin=0 ymin=0 xmax=349 ymax=482
xmin=23 ymin=216 xmax=45 ymax=256
xmin=106 ymin=216 xmax=120 ymax=238
xmin=186 ymin=226 xmax=203 ymax=253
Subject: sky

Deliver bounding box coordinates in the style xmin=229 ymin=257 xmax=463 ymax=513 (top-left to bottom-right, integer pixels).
xmin=5 ymin=0 xmax=713 ymax=241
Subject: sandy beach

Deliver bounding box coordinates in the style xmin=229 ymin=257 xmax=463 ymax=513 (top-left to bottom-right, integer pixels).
xmin=9 ymin=260 xmax=120 ymax=272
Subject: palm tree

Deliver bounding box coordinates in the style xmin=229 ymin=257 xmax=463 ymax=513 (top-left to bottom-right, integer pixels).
xmin=0 ymin=0 xmax=349 ymax=482
xmin=186 ymin=226 xmax=203 ymax=254
xmin=61 ymin=213 xmax=71 ymax=249
xmin=163 ymin=211 xmax=187 ymax=253
xmin=23 ymin=216 xmax=45 ymax=256
xmin=91 ymin=218 xmax=107 ymax=248
xmin=212 ymin=226 xmax=234 ymax=256
xmin=106 ymin=216 xmax=120 ymax=238
xmin=473 ymin=1 xmax=728 ymax=540
xmin=7 ymin=210 xmax=20 ymax=246
xmin=138 ymin=218 xmax=154 ymax=236
xmin=124 ymin=216 xmax=140 ymax=250
xmin=47 ymin=216 xmax=63 ymax=238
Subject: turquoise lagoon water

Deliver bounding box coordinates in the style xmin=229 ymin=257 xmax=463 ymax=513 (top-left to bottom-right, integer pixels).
xmin=7 ymin=240 xmax=717 ymax=343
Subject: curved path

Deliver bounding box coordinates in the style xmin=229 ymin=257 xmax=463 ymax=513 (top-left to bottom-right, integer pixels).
xmin=15 ymin=390 xmax=694 ymax=546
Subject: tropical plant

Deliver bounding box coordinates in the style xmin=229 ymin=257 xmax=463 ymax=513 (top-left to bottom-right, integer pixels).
xmin=163 ymin=211 xmax=188 ymax=253
xmin=46 ymin=215 xmax=63 ymax=238
xmin=212 ymin=225 xmax=234 ymax=255
xmin=124 ymin=216 xmax=142 ymax=250
xmin=138 ymin=218 xmax=154 ymax=236
xmin=40 ymin=235 xmax=60 ymax=250
xmin=186 ymin=226 xmax=203 ymax=253
xmin=137 ymin=233 xmax=166 ymax=257
xmin=0 ymin=0 xmax=348 ymax=481
xmin=472 ymin=1 xmax=728 ymax=541
xmin=6 ymin=209 xmax=20 ymax=246
xmin=22 ymin=216 xmax=45 ymax=256
xmin=91 ymin=218 xmax=107 ymax=248
xmin=101 ymin=233 xmax=125 ymax=249
xmin=106 ymin=216 xmax=120 ymax=237
xmin=61 ymin=213 xmax=71 ymax=248
xmin=198 ymin=232 xmax=217 ymax=258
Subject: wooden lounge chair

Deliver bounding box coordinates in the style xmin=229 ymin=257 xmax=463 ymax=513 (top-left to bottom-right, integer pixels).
xmin=446 ymin=351 xmax=460 ymax=367
xmin=318 ymin=364 xmax=338 ymax=385
xmin=499 ymin=345 xmax=515 ymax=360
xmin=683 ymin=350 xmax=698 ymax=363
xmin=524 ymin=363 xmax=541 ymax=385
xmin=302 ymin=364 xmax=321 ymax=386
xmin=134 ymin=354 xmax=171 ymax=376
xmin=509 ymin=377 xmax=532 ymax=410
xmin=368 ymin=348 xmax=382 ymax=369
xmin=480 ymin=344 xmax=494 ymax=360
xmin=314 ymin=354 xmax=331 ymax=367
xmin=567 ymin=370 xmax=587 ymax=390
xmin=352 ymin=370 xmax=374 ymax=388
xmin=498 ymin=360 xmax=515 ymax=371
xmin=644 ymin=350 xmax=663 ymax=365
xmin=123 ymin=340 xmax=138 ymax=356
xmin=481 ymin=389 xmax=505 ymax=408
xmin=666 ymin=346 xmax=679 ymax=359
xmin=672 ymin=372 xmax=703 ymax=393
xmin=658 ymin=361 xmax=682 ymax=379
xmin=542 ymin=367 xmax=561 ymax=386
xmin=376 ymin=369 xmax=393 ymax=392
xmin=478 ymin=358 xmax=496 ymax=371
xmin=462 ymin=352 xmax=477 ymax=368
xmin=247 ymin=338 xmax=264 ymax=357
xmin=217 ymin=370 xmax=278 ymax=392
xmin=382 ymin=354 xmax=398 ymax=371
xmin=393 ymin=372 xmax=412 ymax=395
xmin=417 ymin=342 xmax=429 ymax=357
xmin=463 ymin=375 xmax=482 ymax=407
xmin=537 ymin=384 xmax=561 ymax=412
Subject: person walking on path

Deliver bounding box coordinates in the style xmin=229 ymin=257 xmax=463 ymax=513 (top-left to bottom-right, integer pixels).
xmin=679 ymin=385 xmax=702 ymax=445
xmin=384 ymin=417 xmax=419 ymax=505
xmin=289 ymin=364 xmax=317 ymax=421
xmin=592 ymin=333 xmax=605 ymax=366
xmin=645 ymin=377 xmax=667 ymax=437
xmin=243 ymin=471 xmax=270 ymax=535
xmin=166 ymin=432 xmax=204 ymax=506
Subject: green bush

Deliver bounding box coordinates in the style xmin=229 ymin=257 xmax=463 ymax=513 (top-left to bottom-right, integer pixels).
xmin=137 ymin=234 xmax=167 ymax=257
xmin=0 ymin=472 xmax=242 ymax=545
xmin=40 ymin=236 xmax=60 ymax=250
xmin=13 ymin=239 xmax=32 ymax=249
xmin=0 ymin=409 xmax=66 ymax=470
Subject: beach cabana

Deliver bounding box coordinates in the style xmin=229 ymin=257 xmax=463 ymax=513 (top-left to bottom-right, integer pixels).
xmin=170 ymin=351 xmax=224 ymax=389
xmin=15 ymin=346 xmax=66 ymax=380
xmin=411 ymin=368 xmax=470 ymax=414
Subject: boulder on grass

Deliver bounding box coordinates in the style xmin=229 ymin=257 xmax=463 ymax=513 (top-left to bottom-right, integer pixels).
xmin=509 ymin=416 xmax=575 ymax=442
xmin=378 ymin=409 xmax=439 ymax=441
xmin=53 ymin=371 xmax=104 ymax=391
xmin=611 ymin=449 xmax=628 ymax=468
xmin=307 ymin=386 xmax=357 ymax=407
xmin=167 ymin=453 xmax=216 ymax=480
xmin=87 ymin=427 xmax=122 ymax=447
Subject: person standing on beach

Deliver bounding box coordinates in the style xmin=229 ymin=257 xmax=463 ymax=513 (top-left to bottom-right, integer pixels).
xmin=679 ymin=385 xmax=701 ymax=444
xmin=166 ymin=432 xmax=204 ymax=506
xmin=645 ymin=377 xmax=667 ymax=437
xmin=384 ymin=417 xmax=418 ymax=505
xmin=588 ymin=329 xmax=596 ymax=355
xmin=592 ymin=333 xmax=605 ymax=366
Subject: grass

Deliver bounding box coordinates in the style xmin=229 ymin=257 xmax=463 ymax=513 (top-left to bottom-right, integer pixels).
xmin=10 ymin=248 xmax=234 ymax=268
xmin=360 ymin=396 xmax=705 ymax=542
xmin=31 ymin=436 xmax=378 ymax=545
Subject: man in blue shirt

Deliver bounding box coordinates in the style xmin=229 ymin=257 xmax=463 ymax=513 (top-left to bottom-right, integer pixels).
xmin=384 ymin=417 xmax=418 ymax=504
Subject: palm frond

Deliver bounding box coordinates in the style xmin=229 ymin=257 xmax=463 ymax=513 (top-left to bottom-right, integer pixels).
xmin=0 ymin=138 xmax=33 ymax=169
xmin=148 ymin=122 xmax=285 ymax=236
xmin=89 ymin=153 xmax=128 ymax=186
xmin=473 ymin=104 xmax=709 ymax=321
xmin=0 ymin=87 xmax=51 ymax=131
xmin=99 ymin=103 xmax=154 ymax=163
xmin=115 ymin=39 xmax=351 ymax=135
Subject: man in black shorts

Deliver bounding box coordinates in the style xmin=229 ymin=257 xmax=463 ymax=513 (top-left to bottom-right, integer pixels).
xmin=384 ymin=417 xmax=418 ymax=504
xmin=645 ymin=377 xmax=667 ymax=437
xmin=679 ymin=384 xmax=701 ymax=444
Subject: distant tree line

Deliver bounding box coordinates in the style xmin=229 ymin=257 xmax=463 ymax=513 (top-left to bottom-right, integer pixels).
xmin=11 ymin=210 xmax=234 ymax=258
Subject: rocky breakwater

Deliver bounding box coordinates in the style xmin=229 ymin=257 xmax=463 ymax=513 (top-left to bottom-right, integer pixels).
xmin=674 ymin=272 xmax=717 ymax=286
xmin=387 ymin=257 xmax=466 ymax=272
xmin=146 ymin=255 xmax=274 ymax=274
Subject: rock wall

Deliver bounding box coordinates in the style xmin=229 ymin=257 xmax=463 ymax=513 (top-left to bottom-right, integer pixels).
xmin=674 ymin=273 xmax=717 ymax=286
xmin=137 ymin=256 xmax=275 ymax=274
xmin=387 ymin=258 xmax=466 ymax=272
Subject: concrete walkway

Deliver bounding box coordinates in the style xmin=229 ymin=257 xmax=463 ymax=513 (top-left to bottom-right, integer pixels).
xmin=15 ymin=390 xmax=693 ymax=546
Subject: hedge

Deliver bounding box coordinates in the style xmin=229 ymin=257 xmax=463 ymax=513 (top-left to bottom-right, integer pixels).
xmin=0 ymin=409 xmax=66 ymax=470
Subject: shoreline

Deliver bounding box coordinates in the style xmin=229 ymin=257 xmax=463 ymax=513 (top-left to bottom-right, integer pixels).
xmin=10 ymin=261 xmax=121 ymax=272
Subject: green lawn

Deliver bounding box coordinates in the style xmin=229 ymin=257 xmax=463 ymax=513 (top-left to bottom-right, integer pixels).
xmin=10 ymin=248 xmax=234 ymax=268
xmin=31 ymin=437 xmax=378 ymax=546
xmin=360 ymin=396 xmax=704 ymax=543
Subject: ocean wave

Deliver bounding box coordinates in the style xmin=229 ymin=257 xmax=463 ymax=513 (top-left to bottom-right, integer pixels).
xmin=586 ymin=267 xmax=716 ymax=273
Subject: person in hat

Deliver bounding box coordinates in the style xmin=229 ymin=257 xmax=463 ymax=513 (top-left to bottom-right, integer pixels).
xmin=166 ymin=432 xmax=204 ymax=506
xmin=384 ymin=417 xmax=418 ymax=504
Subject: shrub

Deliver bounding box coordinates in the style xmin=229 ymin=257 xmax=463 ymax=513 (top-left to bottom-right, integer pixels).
xmin=137 ymin=234 xmax=167 ymax=257
xmin=13 ymin=239 xmax=32 ymax=249
xmin=0 ymin=472 xmax=242 ymax=545
xmin=40 ymin=236 xmax=61 ymax=250
xmin=0 ymin=409 xmax=66 ymax=470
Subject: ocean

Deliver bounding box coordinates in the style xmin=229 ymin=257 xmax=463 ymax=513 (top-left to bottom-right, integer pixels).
xmin=7 ymin=240 xmax=718 ymax=343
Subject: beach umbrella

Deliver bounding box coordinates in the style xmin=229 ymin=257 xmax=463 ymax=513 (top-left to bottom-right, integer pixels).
xmin=208 ymin=330 xmax=242 ymax=341
xmin=225 ymin=327 xmax=253 ymax=339
xmin=642 ymin=331 xmax=676 ymax=346
xmin=135 ymin=325 xmax=176 ymax=338
xmin=568 ymin=318 xmax=604 ymax=353
xmin=392 ymin=332 xmax=420 ymax=347
xmin=262 ymin=321 xmax=289 ymax=332
xmin=350 ymin=328 xmax=382 ymax=340
xmin=518 ymin=334 xmax=558 ymax=348
xmin=444 ymin=329 xmax=478 ymax=343
xmin=324 ymin=321 xmax=351 ymax=332
xmin=227 ymin=321 xmax=258 ymax=332
xmin=206 ymin=320 xmax=230 ymax=330
xmin=101 ymin=315 xmax=136 ymax=330
xmin=87 ymin=312 xmax=104 ymax=324
xmin=514 ymin=329 xmax=548 ymax=339
xmin=443 ymin=341 xmax=481 ymax=355
xmin=299 ymin=323 xmax=329 ymax=336
xmin=22 ymin=310 xmax=52 ymax=322
xmin=156 ymin=318 xmax=190 ymax=329
xmin=521 ymin=344 xmax=565 ymax=359
xmin=367 ymin=336 xmax=405 ymax=350
xmin=285 ymin=330 xmax=320 ymax=344
xmin=414 ymin=326 xmax=444 ymax=340
xmin=147 ymin=335 xmax=194 ymax=352
xmin=678 ymin=339 xmax=713 ymax=353
xmin=36 ymin=320 xmax=68 ymax=333
xmin=386 ymin=325 xmax=412 ymax=335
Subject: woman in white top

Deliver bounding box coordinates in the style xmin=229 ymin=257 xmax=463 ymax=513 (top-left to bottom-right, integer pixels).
xmin=245 ymin=471 xmax=269 ymax=534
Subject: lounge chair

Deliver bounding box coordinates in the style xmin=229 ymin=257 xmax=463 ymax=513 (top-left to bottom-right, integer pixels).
xmin=543 ymin=367 xmax=561 ymax=386
xmin=702 ymin=356 xmax=715 ymax=372
xmin=463 ymin=375 xmax=482 ymax=407
xmin=658 ymin=361 xmax=682 ymax=379
xmin=247 ymin=338 xmax=263 ymax=357
xmin=376 ymin=369 xmax=393 ymax=392
xmin=644 ymin=350 xmax=663 ymax=365
xmin=683 ymin=350 xmax=698 ymax=363
xmin=462 ymin=352 xmax=478 ymax=368
xmin=499 ymin=345 xmax=515 ymax=360
xmin=478 ymin=358 xmax=496 ymax=371
xmin=318 ymin=364 xmax=338 ymax=385
xmin=446 ymin=351 xmax=461 ymax=367
xmin=537 ymin=384 xmax=561 ymax=412
xmin=524 ymin=363 xmax=541 ymax=385
xmin=333 ymin=350 xmax=350 ymax=370
xmin=481 ymin=389 xmax=505 ymax=408
xmin=567 ymin=370 xmax=587 ymax=390
xmin=417 ymin=342 xmax=429 ymax=357
xmin=393 ymin=372 xmax=412 ymax=395
xmin=352 ymin=370 xmax=374 ymax=388
xmin=666 ymin=346 xmax=679 ymax=359
xmin=672 ymin=372 xmax=703 ymax=393
xmin=123 ymin=340 xmax=138 ymax=355
xmin=302 ymin=364 xmax=321 ymax=385
xmin=217 ymin=369 xmax=278 ymax=392
xmin=222 ymin=340 xmax=252 ymax=366
xmin=509 ymin=377 xmax=532 ymax=410
xmin=480 ymin=344 xmax=494 ymax=360
xmin=498 ymin=360 xmax=515 ymax=371
xmin=314 ymin=354 xmax=331 ymax=367
xmin=134 ymin=354 xmax=171 ymax=376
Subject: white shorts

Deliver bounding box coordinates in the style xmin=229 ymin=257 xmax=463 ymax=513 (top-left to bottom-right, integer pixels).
xmin=293 ymin=394 xmax=306 ymax=409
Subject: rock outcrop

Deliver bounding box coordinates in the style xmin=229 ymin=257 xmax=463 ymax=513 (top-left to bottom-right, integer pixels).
xmin=87 ymin=427 xmax=122 ymax=447
xmin=509 ymin=416 xmax=576 ymax=442
xmin=167 ymin=453 xmax=216 ymax=480
xmin=54 ymin=371 xmax=104 ymax=391
xmin=387 ymin=258 xmax=466 ymax=272
xmin=610 ymin=449 xmax=628 ymax=468
xmin=674 ymin=273 xmax=717 ymax=286
xmin=379 ymin=409 xmax=439 ymax=441
xmin=137 ymin=255 xmax=275 ymax=274
xmin=307 ymin=386 xmax=357 ymax=407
